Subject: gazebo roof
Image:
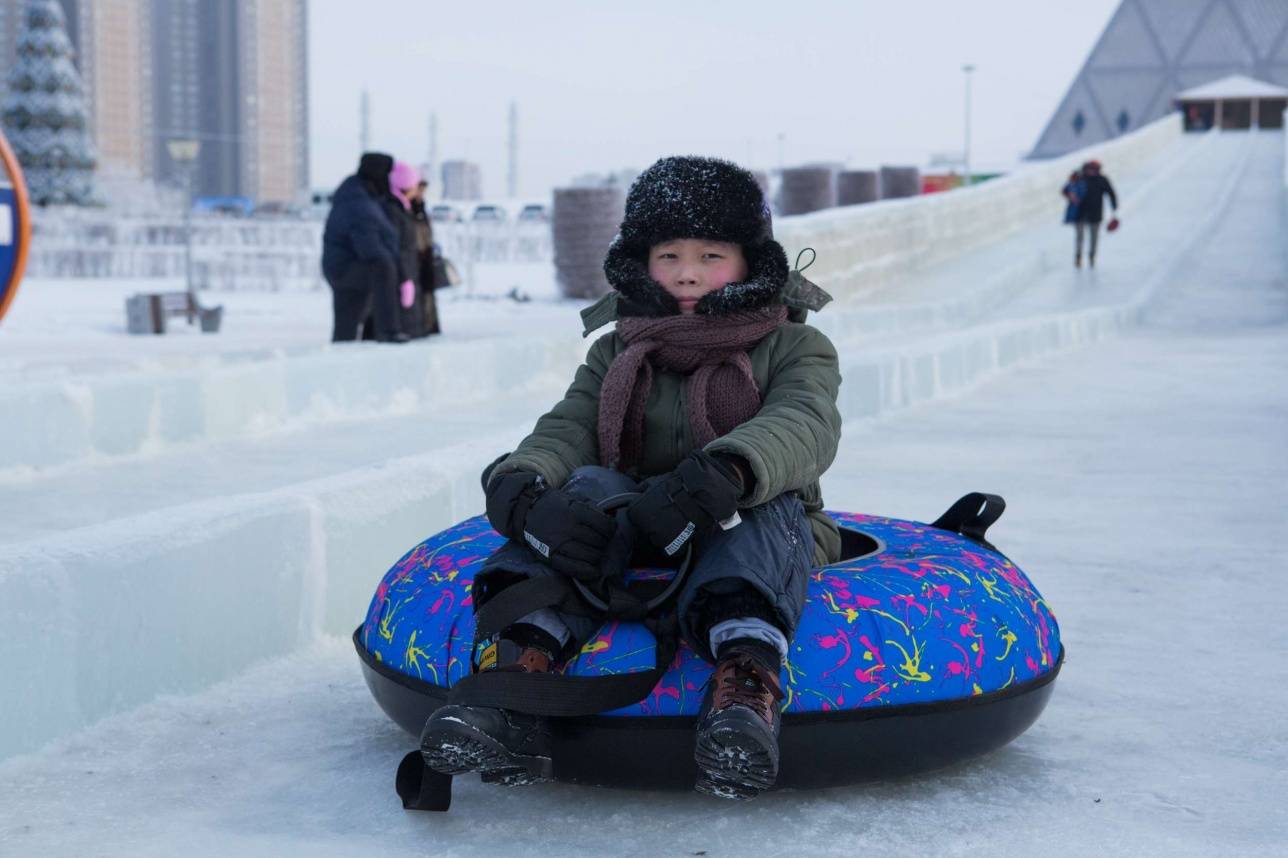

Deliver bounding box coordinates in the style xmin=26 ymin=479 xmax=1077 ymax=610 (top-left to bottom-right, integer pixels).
xmin=1176 ymin=75 xmax=1288 ymax=101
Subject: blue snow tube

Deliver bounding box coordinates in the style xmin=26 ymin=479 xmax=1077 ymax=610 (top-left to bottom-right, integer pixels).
xmin=354 ymin=495 xmax=1062 ymax=793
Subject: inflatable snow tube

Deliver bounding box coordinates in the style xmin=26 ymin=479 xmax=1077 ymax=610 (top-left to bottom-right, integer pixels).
xmin=355 ymin=506 xmax=1062 ymax=791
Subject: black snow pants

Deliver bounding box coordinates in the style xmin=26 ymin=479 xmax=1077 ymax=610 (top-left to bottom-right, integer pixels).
xmin=474 ymin=465 xmax=813 ymax=663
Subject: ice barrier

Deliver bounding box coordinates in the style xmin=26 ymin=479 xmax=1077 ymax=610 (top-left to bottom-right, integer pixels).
xmin=775 ymin=114 xmax=1182 ymax=300
xmin=0 ymin=333 xmax=589 ymax=473
xmin=0 ymin=301 xmax=1151 ymax=760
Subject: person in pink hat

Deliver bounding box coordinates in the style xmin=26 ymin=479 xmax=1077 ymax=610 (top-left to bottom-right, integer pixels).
xmin=384 ymin=160 xmax=428 ymax=337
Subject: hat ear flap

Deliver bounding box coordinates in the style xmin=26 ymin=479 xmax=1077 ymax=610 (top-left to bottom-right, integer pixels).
xmin=603 ymin=238 xmax=681 ymax=317
xmin=692 ymin=240 xmax=789 ymax=316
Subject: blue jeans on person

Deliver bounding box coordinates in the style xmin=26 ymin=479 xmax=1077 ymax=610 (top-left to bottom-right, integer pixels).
xmin=473 ymin=465 xmax=813 ymax=663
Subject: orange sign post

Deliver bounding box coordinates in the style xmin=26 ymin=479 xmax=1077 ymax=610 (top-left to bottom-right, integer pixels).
xmin=0 ymin=128 xmax=32 ymax=325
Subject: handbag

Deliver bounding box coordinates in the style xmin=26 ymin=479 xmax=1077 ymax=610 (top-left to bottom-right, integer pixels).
xmin=431 ymin=255 xmax=462 ymax=291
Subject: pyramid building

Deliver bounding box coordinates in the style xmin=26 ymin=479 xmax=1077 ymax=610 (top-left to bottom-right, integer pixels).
xmin=1031 ymin=0 xmax=1288 ymax=157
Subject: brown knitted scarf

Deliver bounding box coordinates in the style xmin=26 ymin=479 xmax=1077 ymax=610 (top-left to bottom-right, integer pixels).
xmin=598 ymin=306 xmax=788 ymax=470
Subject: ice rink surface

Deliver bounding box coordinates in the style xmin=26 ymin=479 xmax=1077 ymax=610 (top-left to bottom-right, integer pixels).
xmin=2 ymin=132 xmax=1287 ymax=856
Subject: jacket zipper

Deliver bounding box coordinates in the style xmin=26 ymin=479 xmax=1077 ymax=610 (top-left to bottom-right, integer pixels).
xmin=674 ymin=377 xmax=686 ymax=462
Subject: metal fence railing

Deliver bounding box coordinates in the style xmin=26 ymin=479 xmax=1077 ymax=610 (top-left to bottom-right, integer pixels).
xmin=26 ymin=209 xmax=554 ymax=291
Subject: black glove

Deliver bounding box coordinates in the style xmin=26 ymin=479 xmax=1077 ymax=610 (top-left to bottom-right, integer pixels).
xmin=627 ymin=450 xmax=744 ymax=557
xmin=484 ymin=471 xmax=616 ymax=581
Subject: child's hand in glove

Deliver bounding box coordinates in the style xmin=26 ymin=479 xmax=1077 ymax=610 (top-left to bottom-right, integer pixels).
xmin=485 ymin=471 xmax=616 ymax=581
xmin=627 ymin=450 xmax=745 ymax=556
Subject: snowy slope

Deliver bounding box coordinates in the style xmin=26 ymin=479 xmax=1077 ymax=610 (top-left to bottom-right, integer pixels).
xmin=1 ymin=129 xmax=1286 ymax=856
xmin=3 ymin=326 xmax=1285 ymax=857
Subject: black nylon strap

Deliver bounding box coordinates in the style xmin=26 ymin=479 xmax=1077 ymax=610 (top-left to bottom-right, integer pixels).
xmin=395 ymin=751 xmax=452 ymax=812
xmin=471 ymin=575 xmax=592 ymax=642
xmin=930 ymin=492 xmax=1006 ymax=548
xmin=448 ymin=612 xmax=679 ymax=717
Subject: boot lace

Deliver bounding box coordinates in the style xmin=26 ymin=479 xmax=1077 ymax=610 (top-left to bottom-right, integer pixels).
xmin=712 ymin=653 xmax=784 ymax=723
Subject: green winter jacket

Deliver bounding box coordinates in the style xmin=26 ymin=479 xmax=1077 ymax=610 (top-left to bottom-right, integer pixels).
xmin=491 ymin=289 xmax=843 ymax=566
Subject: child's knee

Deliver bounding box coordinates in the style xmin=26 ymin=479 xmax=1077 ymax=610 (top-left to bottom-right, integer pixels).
xmin=564 ymin=465 xmax=639 ymax=501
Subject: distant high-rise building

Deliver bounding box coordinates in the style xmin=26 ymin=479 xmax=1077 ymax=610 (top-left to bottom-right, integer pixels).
xmin=1 ymin=0 xmax=309 ymax=204
xmin=238 ymin=0 xmax=309 ymax=205
xmin=441 ymin=159 xmax=482 ymax=201
xmin=150 ymin=0 xmax=308 ymax=203
xmin=67 ymin=0 xmax=152 ymax=180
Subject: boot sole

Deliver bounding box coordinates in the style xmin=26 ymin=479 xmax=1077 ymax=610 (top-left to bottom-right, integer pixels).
xmin=694 ymin=721 xmax=778 ymax=800
xmin=421 ymin=714 xmax=552 ymax=785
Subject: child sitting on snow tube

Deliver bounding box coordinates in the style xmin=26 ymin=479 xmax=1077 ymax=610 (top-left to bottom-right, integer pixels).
xmin=419 ymin=156 xmax=841 ymax=800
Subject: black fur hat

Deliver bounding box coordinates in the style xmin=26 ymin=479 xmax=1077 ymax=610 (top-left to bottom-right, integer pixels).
xmin=603 ymin=156 xmax=789 ymax=317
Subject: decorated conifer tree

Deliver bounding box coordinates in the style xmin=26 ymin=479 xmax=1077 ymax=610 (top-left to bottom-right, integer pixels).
xmin=1 ymin=0 xmax=97 ymax=205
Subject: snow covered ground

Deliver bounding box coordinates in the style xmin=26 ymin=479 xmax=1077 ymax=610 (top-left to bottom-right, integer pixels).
xmin=2 ymin=131 xmax=1286 ymax=855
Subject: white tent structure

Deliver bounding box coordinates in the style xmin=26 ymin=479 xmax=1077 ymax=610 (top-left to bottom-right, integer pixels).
xmin=1174 ymin=74 xmax=1288 ymax=130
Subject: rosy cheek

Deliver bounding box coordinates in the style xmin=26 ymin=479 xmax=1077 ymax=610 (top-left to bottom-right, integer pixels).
xmin=713 ymin=262 xmax=744 ymax=287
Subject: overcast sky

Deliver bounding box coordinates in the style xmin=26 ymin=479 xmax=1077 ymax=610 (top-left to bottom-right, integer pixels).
xmin=307 ymin=0 xmax=1121 ymax=198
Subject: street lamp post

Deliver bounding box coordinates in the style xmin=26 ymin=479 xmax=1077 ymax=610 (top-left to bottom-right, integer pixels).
xmin=962 ymin=64 xmax=975 ymax=189
xmin=166 ymin=139 xmax=201 ymax=300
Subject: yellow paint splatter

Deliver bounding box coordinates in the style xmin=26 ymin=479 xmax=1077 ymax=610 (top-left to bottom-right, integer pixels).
xmin=978 ymin=574 xmax=1007 ymax=604
xmin=403 ymin=629 xmax=435 ymax=682
xmin=999 ymin=666 xmax=1017 ymax=690
xmin=885 ymin=638 xmax=930 ymax=682
xmin=995 ymin=629 xmax=1018 ymax=661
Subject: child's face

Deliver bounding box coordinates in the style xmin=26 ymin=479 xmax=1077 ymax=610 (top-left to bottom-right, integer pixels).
xmin=647 ymin=239 xmax=749 ymax=314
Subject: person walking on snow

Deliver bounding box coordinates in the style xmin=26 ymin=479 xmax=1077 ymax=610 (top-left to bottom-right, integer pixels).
xmin=1074 ymin=160 xmax=1118 ymax=269
xmin=419 ymin=156 xmax=842 ymax=800
xmin=1061 ymin=169 xmax=1084 ymax=226
xmin=321 ymin=152 xmax=407 ymax=342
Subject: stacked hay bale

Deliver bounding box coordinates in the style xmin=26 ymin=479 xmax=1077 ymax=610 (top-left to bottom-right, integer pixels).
xmin=552 ymin=186 xmax=625 ymax=299
xmin=836 ymin=170 xmax=880 ymax=205
xmin=777 ymin=166 xmax=836 ymax=215
xmin=879 ymin=166 xmax=921 ymax=199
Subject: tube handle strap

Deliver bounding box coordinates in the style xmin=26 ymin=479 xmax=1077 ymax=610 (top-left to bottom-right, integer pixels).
xmin=396 ymin=751 xmax=452 ymax=812
xmin=930 ymin=492 xmax=1006 ymax=550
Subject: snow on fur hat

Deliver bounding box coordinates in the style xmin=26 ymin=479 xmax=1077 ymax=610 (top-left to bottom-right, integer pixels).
xmin=389 ymin=160 xmax=421 ymax=210
xmin=603 ymin=156 xmax=788 ymax=317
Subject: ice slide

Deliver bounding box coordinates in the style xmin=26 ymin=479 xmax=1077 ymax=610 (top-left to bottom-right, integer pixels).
xmin=2 ymin=118 xmax=1286 ymax=855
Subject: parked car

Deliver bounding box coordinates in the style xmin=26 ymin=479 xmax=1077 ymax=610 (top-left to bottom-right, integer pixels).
xmin=193 ymin=196 xmax=255 ymax=217
xmin=517 ymin=203 xmax=549 ymax=222
xmin=471 ymin=204 xmax=508 ymax=222
xmin=429 ymin=204 xmax=464 ymax=223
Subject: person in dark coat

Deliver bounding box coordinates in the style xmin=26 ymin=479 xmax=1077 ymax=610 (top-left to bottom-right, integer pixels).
xmin=321 ymin=152 xmax=406 ymax=342
xmin=386 ymin=160 xmax=426 ymax=339
xmin=409 ymin=179 xmax=442 ymax=336
xmin=1075 ymin=160 xmax=1118 ymax=269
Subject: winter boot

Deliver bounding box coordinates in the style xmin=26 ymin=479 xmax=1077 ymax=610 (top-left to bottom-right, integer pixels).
xmin=419 ymin=624 xmax=557 ymax=786
xmin=1074 ymin=254 xmax=1082 ymax=268
xmin=1088 ymin=254 xmax=1096 ymax=269
xmin=694 ymin=639 xmax=785 ymax=800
